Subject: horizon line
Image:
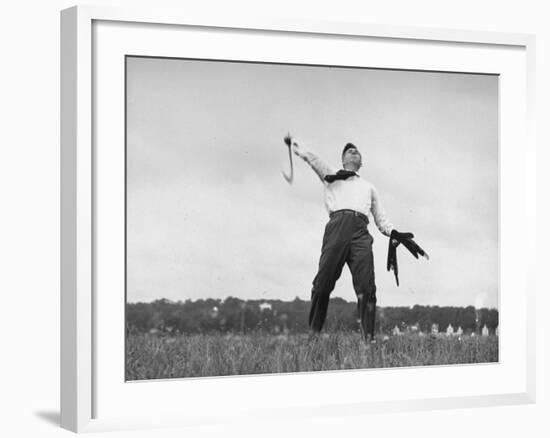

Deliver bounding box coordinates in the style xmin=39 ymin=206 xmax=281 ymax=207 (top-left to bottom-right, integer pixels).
xmin=126 ymin=296 xmax=499 ymax=310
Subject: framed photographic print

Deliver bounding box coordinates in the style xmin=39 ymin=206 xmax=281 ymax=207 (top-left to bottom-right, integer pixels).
xmin=61 ymin=5 xmax=536 ymax=433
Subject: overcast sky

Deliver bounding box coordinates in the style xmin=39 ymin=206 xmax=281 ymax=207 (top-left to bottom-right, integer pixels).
xmin=126 ymin=57 xmax=498 ymax=309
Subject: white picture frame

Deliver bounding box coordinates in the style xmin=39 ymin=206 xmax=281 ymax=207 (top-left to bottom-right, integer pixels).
xmin=60 ymin=5 xmax=536 ymax=433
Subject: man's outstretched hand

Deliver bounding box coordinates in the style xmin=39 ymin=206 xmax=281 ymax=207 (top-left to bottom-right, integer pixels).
xmin=284 ymin=133 xmax=292 ymax=147
xmin=283 ymin=133 xmax=308 ymax=159
xmin=387 ymin=229 xmax=429 ymax=286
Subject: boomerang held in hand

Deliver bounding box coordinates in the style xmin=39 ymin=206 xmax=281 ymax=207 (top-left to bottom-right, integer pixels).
xmin=282 ymin=133 xmax=294 ymax=184
xmin=387 ymin=230 xmax=429 ymax=286
xmin=387 ymin=239 xmax=400 ymax=286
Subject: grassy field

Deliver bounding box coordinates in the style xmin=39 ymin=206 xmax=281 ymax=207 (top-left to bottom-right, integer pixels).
xmin=125 ymin=331 xmax=499 ymax=380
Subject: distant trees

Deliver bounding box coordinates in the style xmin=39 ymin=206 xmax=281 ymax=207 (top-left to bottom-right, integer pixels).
xmin=126 ymin=297 xmax=499 ymax=335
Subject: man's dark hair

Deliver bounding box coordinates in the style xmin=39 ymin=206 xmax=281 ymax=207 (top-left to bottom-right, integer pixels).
xmin=342 ymin=142 xmax=358 ymax=160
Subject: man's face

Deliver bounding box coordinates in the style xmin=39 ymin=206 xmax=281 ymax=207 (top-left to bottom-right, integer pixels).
xmin=342 ymin=147 xmax=362 ymax=169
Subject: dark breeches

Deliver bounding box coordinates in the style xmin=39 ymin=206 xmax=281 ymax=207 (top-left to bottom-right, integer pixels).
xmin=308 ymin=211 xmax=377 ymax=339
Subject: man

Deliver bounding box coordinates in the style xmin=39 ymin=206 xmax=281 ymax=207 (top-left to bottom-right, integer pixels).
xmin=287 ymin=136 xmax=417 ymax=343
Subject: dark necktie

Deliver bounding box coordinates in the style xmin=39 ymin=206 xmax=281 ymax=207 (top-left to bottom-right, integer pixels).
xmin=324 ymin=169 xmax=357 ymax=183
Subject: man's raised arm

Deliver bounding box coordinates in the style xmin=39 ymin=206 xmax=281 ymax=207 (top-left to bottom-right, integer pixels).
xmin=288 ymin=136 xmax=335 ymax=183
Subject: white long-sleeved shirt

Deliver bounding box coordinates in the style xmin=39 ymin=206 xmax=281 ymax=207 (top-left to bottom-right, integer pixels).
xmin=300 ymin=148 xmax=394 ymax=237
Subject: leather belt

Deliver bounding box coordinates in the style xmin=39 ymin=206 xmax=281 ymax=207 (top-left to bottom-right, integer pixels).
xmin=329 ymin=209 xmax=369 ymax=224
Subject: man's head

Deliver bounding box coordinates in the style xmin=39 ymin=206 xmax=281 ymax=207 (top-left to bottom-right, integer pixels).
xmin=342 ymin=143 xmax=362 ymax=171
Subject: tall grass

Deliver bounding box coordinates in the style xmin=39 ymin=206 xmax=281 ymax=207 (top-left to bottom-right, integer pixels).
xmin=125 ymin=331 xmax=498 ymax=380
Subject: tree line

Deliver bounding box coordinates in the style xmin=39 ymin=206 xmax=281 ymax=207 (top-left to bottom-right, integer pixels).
xmin=126 ymin=297 xmax=498 ymax=335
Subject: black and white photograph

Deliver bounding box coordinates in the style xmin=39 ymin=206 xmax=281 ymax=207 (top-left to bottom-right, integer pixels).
xmin=4 ymin=0 xmax=548 ymax=435
xmin=125 ymin=56 xmax=499 ymax=380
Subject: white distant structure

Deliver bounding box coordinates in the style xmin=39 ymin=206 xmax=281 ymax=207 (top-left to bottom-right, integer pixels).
xmin=446 ymin=324 xmax=454 ymax=336
xmin=456 ymin=326 xmax=463 ymax=336
xmin=392 ymin=325 xmax=401 ymax=336
xmin=259 ymin=302 xmax=272 ymax=311
xmin=482 ymin=324 xmax=489 ymax=336
xmin=431 ymin=323 xmax=439 ymax=335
